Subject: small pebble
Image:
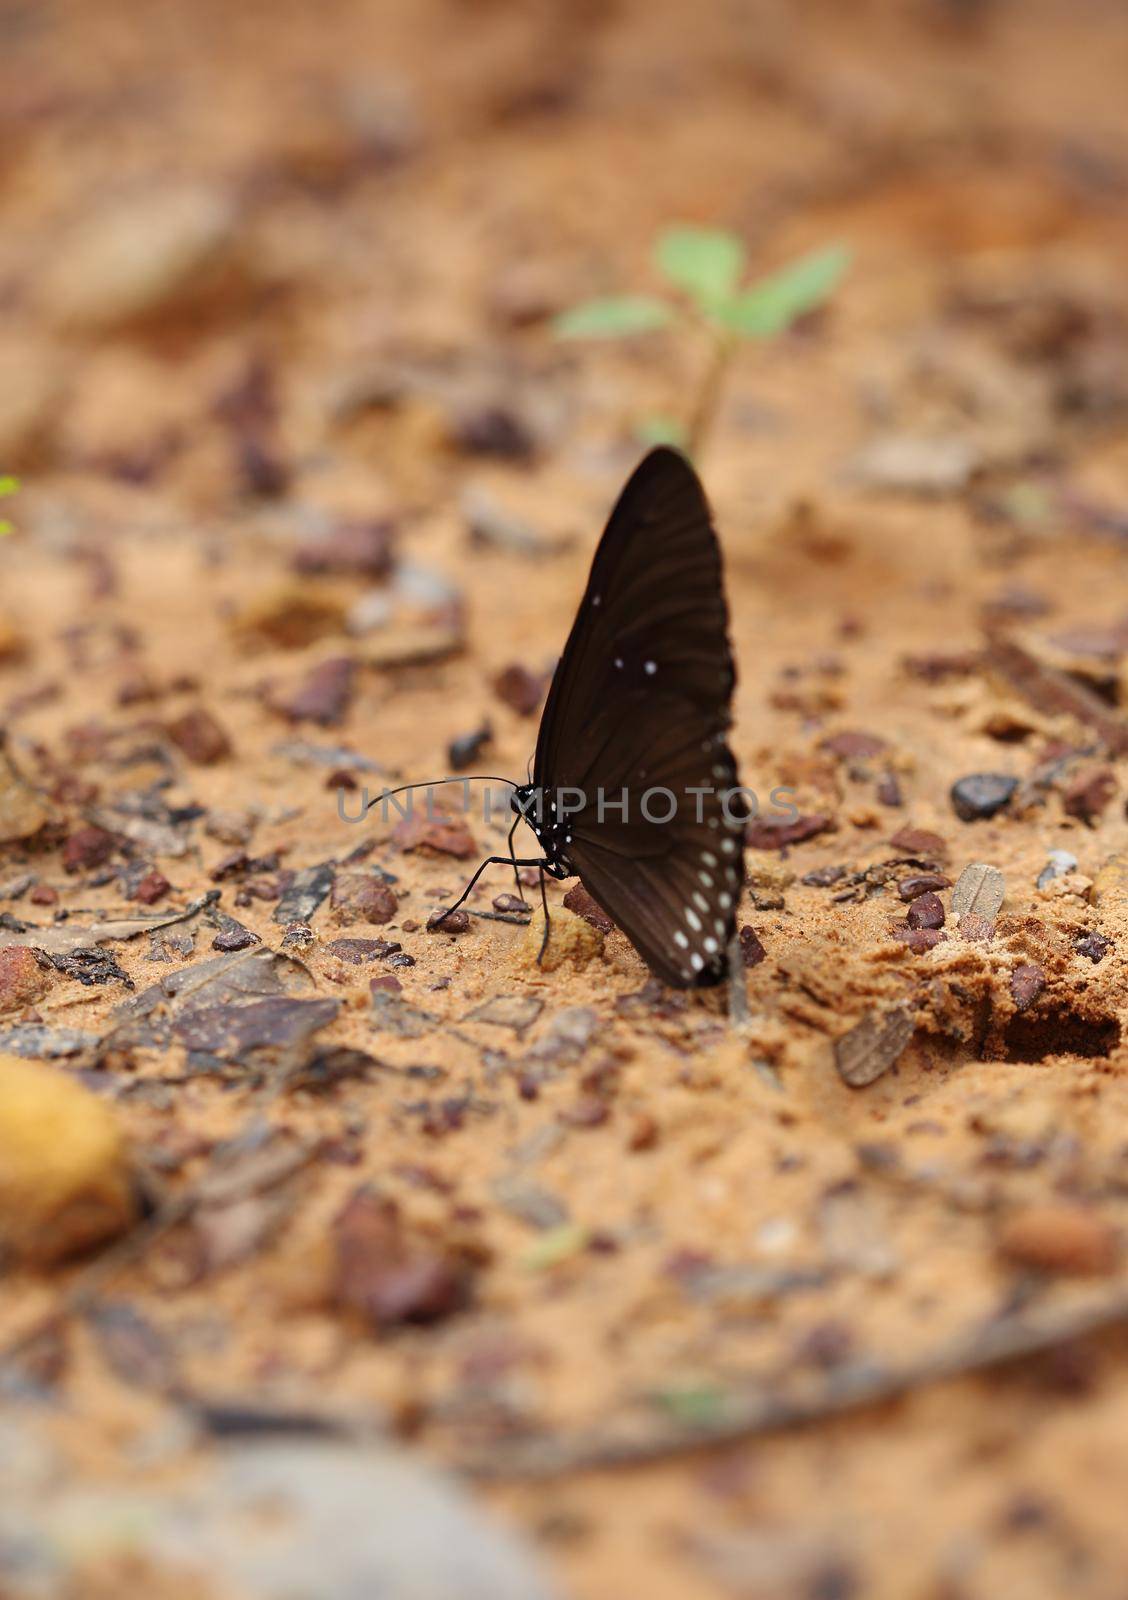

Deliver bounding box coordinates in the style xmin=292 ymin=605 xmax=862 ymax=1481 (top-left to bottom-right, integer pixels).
xmin=739 ymin=926 xmax=767 ymax=967
xmin=821 ymin=730 xmax=888 ymax=760
xmin=62 ymin=825 xmax=118 ymax=874
xmin=897 ymin=927 xmax=945 ymax=954
xmin=998 ymin=1203 xmax=1119 ymax=1276
xmin=332 ymin=873 xmax=398 ymax=926
xmin=130 ymin=869 xmax=171 ymax=906
xmin=1062 ymin=765 xmax=1116 ymax=825
xmin=448 ymin=724 xmax=493 ymax=772
xmin=898 ymin=872 xmax=950 ymax=901
xmin=450 ymin=403 xmax=536 ymax=462
xmin=875 ymin=771 xmax=903 ymax=807
xmin=951 ymin=862 xmax=1006 ymax=922
xmin=271 ymin=657 xmax=356 ymax=727
xmin=1009 ymin=963 xmax=1045 ymax=1012
xmin=492 ymin=664 xmax=544 ymax=717
xmin=167 ymin=707 xmax=232 ymax=765
xmin=0 ymin=947 xmax=52 ymax=1013
xmin=746 ymin=812 xmax=835 ymax=850
xmin=950 ymin=773 xmax=1018 ymax=822
xmin=559 ymin=1095 xmax=609 ymax=1129
xmin=906 ymin=891 xmax=945 ymax=930
xmin=889 ymin=825 xmax=947 ymax=857
xmin=1076 ymin=930 xmax=1112 ymax=963
xmin=803 ymin=865 xmax=846 ymax=887
xmin=1037 ymin=849 xmax=1078 ymax=889
xmin=427 ymin=908 xmax=470 ymax=934
xmin=492 ymin=894 xmax=530 ymax=914
xmin=293 ymin=520 xmax=394 ymax=580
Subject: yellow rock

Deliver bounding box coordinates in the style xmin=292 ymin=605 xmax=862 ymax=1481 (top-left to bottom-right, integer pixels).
xmin=1090 ymin=853 xmax=1128 ymax=908
xmin=0 ymin=1056 xmax=136 ymax=1265
xmin=518 ymin=908 xmax=602 ymax=973
xmin=0 ymin=613 xmax=28 ymax=666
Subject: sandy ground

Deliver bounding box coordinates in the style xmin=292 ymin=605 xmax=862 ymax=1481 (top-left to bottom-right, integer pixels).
xmin=3 ymin=1 xmax=1128 ymax=1595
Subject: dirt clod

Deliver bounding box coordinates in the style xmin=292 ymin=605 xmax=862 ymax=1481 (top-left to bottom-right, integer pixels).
xmin=167 ymin=707 xmax=233 ymax=765
xmin=332 ymin=873 xmax=398 ymax=926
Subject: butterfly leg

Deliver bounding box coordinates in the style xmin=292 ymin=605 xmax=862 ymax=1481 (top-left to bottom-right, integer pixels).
xmin=433 ymin=855 xmax=547 ymax=926
xmin=505 ymin=813 xmax=524 ymax=900
xmin=536 ymin=865 xmax=552 ymax=965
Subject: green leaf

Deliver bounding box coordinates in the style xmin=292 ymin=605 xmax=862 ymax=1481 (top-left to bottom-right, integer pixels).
xmin=521 ymin=1223 xmax=590 ymax=1270
xmin=0 ymin=476 xmax=17 ymax=535
xmin=655 ymin=226 xmax=746 ymax=307
xmin=635 ymin=413 xmax=688 ymax=450
xmin=716 ymin=243 xmax=850 ymax=338
xmin=553 ymin=296 xmax=674 ymax=339
xmin=651 ymin=1381 xmax=730 ymax=1427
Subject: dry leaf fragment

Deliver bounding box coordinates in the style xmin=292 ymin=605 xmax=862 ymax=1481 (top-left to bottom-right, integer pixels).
xmin=834 ymin=1003 xmax=915 ymax=1088
xmin=951 ymin=862 xmax=1006 ymax=923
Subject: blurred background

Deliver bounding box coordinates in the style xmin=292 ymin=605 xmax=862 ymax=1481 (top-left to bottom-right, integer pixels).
xmin=3 ymin=0 xmax=1128 ymax=522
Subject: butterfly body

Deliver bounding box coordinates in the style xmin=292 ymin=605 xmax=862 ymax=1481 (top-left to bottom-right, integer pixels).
xmin=509 ymin=784 xmax=573 ymax=880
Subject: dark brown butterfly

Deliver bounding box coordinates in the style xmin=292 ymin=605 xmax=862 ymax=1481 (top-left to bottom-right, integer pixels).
xmin=428 ymin=447 xmax=746 ymax=988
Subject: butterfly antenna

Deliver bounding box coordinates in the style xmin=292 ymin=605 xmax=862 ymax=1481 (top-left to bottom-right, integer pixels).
xmin=364 ymin=774 xmax=517 ymax=813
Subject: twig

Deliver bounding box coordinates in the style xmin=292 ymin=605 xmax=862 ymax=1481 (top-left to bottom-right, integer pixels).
xmin=726 ymin=933 xmax=750 ymax=1030
xmin=457 ymin=1286 xmax=1128 ymax=1479
xmin=726 ymin=935 xmax=779 ymax=1088
xmin=686 ymin=331 xmax=736 ymax=459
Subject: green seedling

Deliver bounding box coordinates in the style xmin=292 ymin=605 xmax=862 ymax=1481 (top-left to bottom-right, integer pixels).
xmin=554 ymin=227 xmax=849 ymax=457
xmin=0 ymin=477 xmax=16 ymax=537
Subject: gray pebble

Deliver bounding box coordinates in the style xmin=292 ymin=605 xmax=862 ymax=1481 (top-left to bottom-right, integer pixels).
xmin=1036 ymin=849 xmax=1078 ymax=889
xmin=950 ymin=773 xmax=1018 ymax=822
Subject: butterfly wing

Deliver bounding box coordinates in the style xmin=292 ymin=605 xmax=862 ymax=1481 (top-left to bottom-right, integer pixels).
xmin=533 ymin=448 xmax=744 ymax=987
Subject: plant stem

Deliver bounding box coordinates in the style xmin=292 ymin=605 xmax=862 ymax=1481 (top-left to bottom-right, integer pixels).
xmin=686 ymin=329 xmax=736 ymax=460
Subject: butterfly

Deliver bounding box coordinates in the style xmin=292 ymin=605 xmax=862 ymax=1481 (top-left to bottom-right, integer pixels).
xmin=416 ymin=447 xmax=746 ymax=988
